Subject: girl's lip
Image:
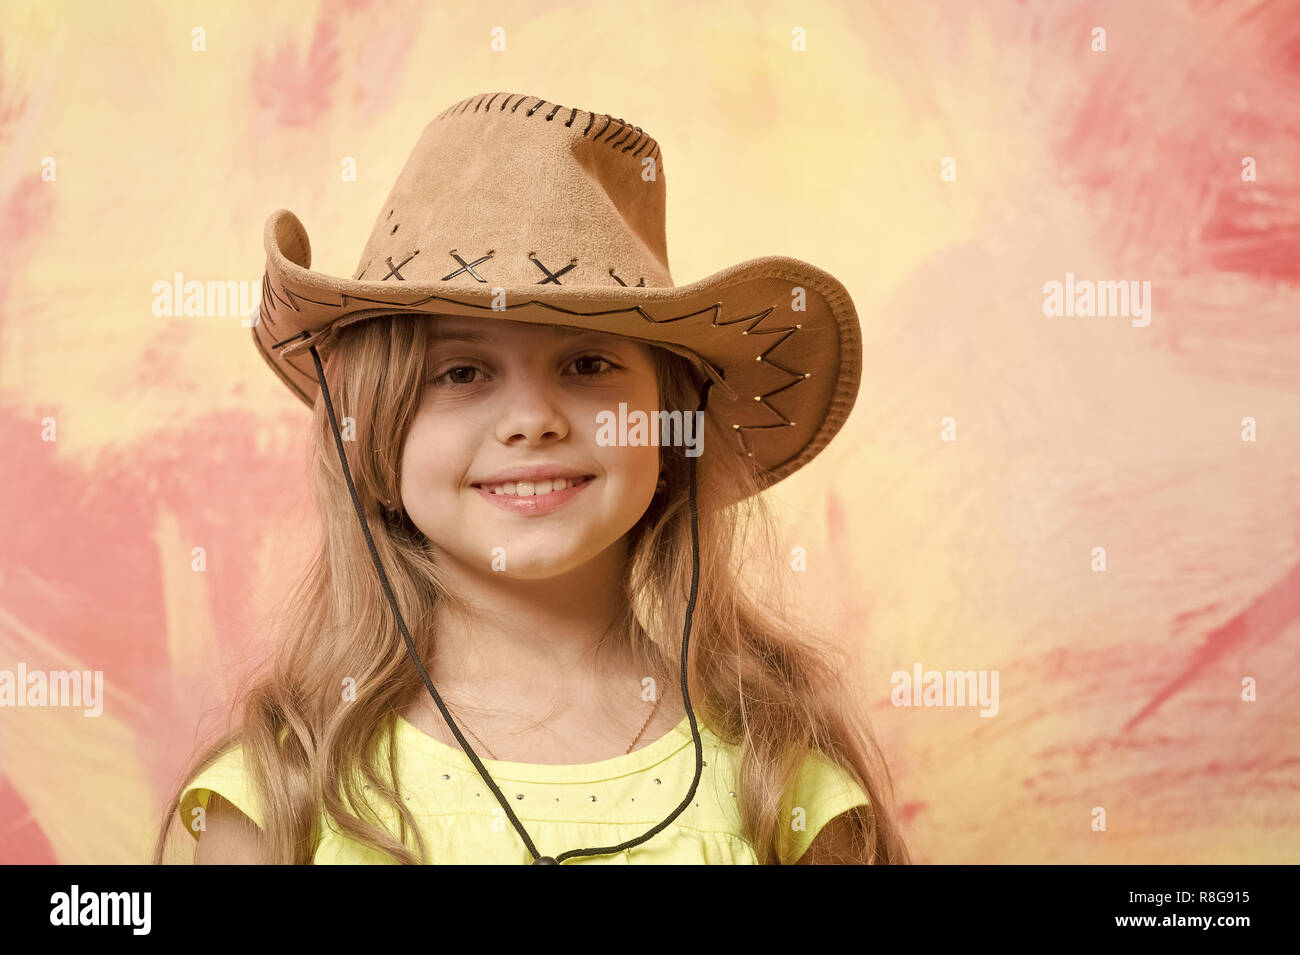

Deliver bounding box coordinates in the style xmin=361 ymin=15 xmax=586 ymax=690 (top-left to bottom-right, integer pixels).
xmin=472 ymin=475 xmax=595 ymax=516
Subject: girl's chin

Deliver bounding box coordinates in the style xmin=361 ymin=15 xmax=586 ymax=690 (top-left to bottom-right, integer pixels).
xmin=464 ymin=546 xmax=604 ymax=580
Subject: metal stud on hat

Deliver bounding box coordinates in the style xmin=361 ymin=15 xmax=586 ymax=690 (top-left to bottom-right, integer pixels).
xmin=253 ymin=89 xmax=865 ymax=862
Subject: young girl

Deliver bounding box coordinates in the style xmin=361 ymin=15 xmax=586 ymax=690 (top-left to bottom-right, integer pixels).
xmin=152 ymin=91 xmax=910 ymax=865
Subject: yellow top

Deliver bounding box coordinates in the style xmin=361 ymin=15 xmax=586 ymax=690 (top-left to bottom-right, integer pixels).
xmin=178 ymin=713 xmax=870 ymax=864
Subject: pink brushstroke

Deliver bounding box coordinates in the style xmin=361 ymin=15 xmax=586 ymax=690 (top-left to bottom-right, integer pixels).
xmin=0 ymin=388 xmax=313 ymax=821
xmin=0 ymin=177 xmax=52 ymax=311
xmin=352 ymin=14 xmax=416 ymax=116
xmin=0 ymin=40 xmax=52 ymax=314
xmin=0 ymin=776 xmax=56 ymax=864
xmin=0 ymin=42 xmax=27 ymax=129
xmin=249 ymin=1 xmax=417 ymax=128
xmin=251 ymin=17 xmax=342 ymax=127
xmin=1123 ymin=560 xmax=1300 ymax=732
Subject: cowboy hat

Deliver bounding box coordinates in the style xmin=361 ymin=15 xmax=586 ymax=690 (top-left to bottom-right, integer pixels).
xmin=253 ymin=90 xmax=862 ymax=494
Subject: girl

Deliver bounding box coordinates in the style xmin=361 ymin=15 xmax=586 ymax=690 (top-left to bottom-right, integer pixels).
xmin=152 ymin=91 xmax=910 ymax=865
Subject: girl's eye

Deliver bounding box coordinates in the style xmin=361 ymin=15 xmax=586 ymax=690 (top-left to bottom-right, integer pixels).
xmin=436 ymin=364 xmax=486 ymax=387
xmin=431 ymin=355 xmax=619 ymax=388
xmin=568 ymin=355 xmax=618 ymax=376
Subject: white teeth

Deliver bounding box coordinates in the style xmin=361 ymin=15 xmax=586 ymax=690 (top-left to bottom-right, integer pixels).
xmin=483 ymin=476 xmax=586 ymax=496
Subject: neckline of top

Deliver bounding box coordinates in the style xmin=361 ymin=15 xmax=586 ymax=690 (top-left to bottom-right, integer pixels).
xmin=392 ymin=712 xmax=705 ymax=784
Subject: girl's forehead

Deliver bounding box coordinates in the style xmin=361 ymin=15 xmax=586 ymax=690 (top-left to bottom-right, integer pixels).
xmin=427 ymin=316 xmax=635 ymax=349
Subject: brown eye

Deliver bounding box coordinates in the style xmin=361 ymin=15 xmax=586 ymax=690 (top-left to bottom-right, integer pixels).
xmin=569 ymin=355 xmax=617 ymax=376
xmin=434 ymin=365 xmax=487 ymax=387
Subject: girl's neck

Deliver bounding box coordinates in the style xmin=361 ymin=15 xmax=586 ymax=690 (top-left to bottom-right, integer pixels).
xmin=430 ymin=538 xmax=633 ymax=675
xmin=395 ymin=652 xmax=684 ymax=765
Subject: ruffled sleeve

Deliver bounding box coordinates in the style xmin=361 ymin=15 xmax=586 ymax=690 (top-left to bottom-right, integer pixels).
xmin=178 ymin=744 xmax=265 ymax=842
xmin=777 ymin=750 xmax=872 ymax=864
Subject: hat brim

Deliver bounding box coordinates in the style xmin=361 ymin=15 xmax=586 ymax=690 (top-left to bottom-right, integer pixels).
xmin=254 ymin=208 xmax=861 ymax=491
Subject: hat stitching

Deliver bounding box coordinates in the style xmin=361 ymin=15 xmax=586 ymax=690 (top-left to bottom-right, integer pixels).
xmin=264 ymin=275 xmax=297 ymax=315
xmin=528 ymin=253 xmax=579 ymax=284
xmin=442 ymin=250 xmax=495 ymax=282
xmin=608 ymin=269 xmax=646 ymax=287
xmin=267 ymin=261 xmax=844 ymax=362
xmin=367 ymin=252 xmax=661 ymax=288
xmin=612 ymin=125 xmax=638 ymax=150
xmin=381 ymin=251 xmax=418 ymax=281
xmin=438 ymin=93 xmax=661 ymax=167
xmin=595 ymin=116 xmax=622 ymax=143
xmin=627 ymin=131 xmax=651 ymax=156
xmin=622 ymin=130 xmax=645 ymax=153
xmin=259 ymin=274 xmax=278 ymax=326
xmin=269 ymin=266 xmax=830 ymax=361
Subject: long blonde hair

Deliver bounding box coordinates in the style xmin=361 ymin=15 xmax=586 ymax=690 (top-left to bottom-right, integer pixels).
xmin=152 ymin=313 xmax=910 ymax=864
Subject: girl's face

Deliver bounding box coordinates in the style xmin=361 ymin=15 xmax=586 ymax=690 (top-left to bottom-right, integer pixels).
xmin=399 ymin=316 xmax=661 ymax=579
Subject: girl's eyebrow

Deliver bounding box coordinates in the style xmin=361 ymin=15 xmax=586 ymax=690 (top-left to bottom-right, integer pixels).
xmin=431 ymin=330 xmax=493 ymax=344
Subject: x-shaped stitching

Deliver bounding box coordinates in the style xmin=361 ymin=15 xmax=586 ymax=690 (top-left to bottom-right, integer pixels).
xmin=529 ymin=254 xmax=577 ymax=285
xmin=382 ymin=252 xmax=419 ymax=281
xmin=609 ymin=268 xmax=646 ymax=288
xmin=442 ymin=249 xmax=494 ymax=282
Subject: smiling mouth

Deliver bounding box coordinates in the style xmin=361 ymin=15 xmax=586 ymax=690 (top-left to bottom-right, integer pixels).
xmin=471 ymin=475 xmax=596 ymax=496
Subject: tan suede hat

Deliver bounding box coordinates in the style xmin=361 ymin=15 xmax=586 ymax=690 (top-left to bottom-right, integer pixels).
xmin=253 ymin=90 xmax=862 ymax=489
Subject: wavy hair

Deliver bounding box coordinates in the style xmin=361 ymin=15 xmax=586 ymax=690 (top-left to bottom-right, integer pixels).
xmin=152 ymin=312 xmax=910 ymax=864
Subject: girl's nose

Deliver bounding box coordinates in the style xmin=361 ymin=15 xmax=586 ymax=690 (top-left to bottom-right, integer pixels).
xmin=494 ymin=377 xmax=571 ymax=446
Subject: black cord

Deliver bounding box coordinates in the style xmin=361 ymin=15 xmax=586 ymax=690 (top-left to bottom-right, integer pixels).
xmin=306 ymin=337 xmax=712 ymax=864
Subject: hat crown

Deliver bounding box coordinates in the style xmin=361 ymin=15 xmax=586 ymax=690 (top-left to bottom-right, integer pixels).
xmin=352 ymin=92 xmax=672 ymax=290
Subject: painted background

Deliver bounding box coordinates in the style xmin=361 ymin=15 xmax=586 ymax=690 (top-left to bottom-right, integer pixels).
xmin=1 ymin=0 xmax=1297 ymax=864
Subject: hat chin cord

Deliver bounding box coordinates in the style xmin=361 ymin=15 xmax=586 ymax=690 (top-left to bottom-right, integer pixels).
xmin=307 ymin=340 xmax=712 ymax=865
